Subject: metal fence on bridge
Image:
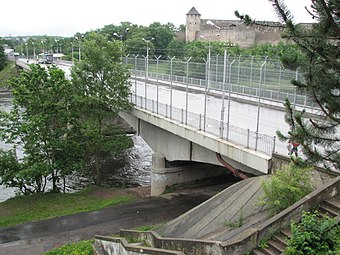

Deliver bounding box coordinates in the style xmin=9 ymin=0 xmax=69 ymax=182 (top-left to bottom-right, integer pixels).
xmin=131 ymin=94 xmax=276 ymax=156
xmin=125 ymin=56 xmax=316 ymax=110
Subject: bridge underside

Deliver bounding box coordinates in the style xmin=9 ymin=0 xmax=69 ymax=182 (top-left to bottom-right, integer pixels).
xmin=120 ymin=109 xmax=273 ymax=195
xmin=119 ymin=109 xmax=272 ymax=176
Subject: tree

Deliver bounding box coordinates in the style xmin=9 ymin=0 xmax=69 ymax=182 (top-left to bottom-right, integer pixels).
xmin=0 ymin=65 xmax=83 ymax=194
xmin=236 ymin=0 xmax=340 ymax=170
xmin=71 ymin=32 xmax=133 ymax=185
xmin=0 ymin=42 xmax=7 ymax=71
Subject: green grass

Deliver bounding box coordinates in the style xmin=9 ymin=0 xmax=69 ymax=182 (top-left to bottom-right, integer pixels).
xmin=43 ymin=240 xmax=94 ymax=255
xmin=0 ymin=187 xmax=133 ymax=227
xmin=133 ymin=225 xmax=156 ymax=231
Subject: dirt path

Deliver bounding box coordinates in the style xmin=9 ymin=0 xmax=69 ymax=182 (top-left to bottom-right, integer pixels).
xmin=0 ymin=184 xmax=229 ymax=255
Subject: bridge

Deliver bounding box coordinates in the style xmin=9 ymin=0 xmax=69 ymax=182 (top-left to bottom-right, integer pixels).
xmin=15 ymin=56 xmax=321 ymax=195
xmin=117 ymin=56 xmax=321 ymax=195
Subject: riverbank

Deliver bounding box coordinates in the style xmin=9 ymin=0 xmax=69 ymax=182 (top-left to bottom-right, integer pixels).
xmin=0 ymin=183 xmax=232 ymax=255
xmin=0 ymin=186 xmax=151 ymax=228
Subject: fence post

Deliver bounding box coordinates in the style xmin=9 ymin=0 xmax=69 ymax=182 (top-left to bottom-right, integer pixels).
xmin=185 ymin=57 xmax=192 ymax=125
xmin=255 ymin=56 xmax=268 ymax=151
xmin=199 ymin=114 xmax=202 ymax=130
xmin=272 ymin=136 xmax=276 ymax=154
xmin=155 ymin=55 xmax=161 ymax=114
xmin=169 ymin=56 xmax=176 ymax=119
xmin=152 ymin=99 xmax=154 ymax=113
xmin=227 ymin=59 xmax=236 ymax=140
xmin=247 ymin=129 xmax=250 ymax=148
xmin=181 ymin=108 xmax=184 ymax=124
xmin=166 ymin=104 xmax=168 ymax=118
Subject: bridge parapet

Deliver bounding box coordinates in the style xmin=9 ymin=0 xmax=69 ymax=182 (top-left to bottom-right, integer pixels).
xmin=119 ymin=105 xmax=272 ymax=176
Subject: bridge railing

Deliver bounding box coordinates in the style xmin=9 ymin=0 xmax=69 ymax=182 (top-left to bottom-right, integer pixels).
xmin=131 ymin=94 xmax=276 ymax=155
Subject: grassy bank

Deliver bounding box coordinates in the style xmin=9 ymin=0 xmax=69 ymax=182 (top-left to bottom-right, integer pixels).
xmin=0 ymin=186 xmax=133 ymax=227
xmin=43 ymin=240 xmax=94 ymax=255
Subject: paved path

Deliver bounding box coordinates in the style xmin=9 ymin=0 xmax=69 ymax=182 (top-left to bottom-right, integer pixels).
xmin=0 ymin=186 xmax=226 ymax=255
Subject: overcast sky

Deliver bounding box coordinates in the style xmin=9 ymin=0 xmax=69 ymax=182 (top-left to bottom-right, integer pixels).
xmin=1 ymin=0 xmax=314 ymax=37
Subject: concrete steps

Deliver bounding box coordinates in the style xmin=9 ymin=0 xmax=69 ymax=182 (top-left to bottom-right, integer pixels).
xmin=251 ymin=195 xmax=340 ymax=255
xmin=157 ymin=176 xmax=270 ymax=240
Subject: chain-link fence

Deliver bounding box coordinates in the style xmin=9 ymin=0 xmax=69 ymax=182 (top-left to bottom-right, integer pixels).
xmin=125 ymin=56 xmax=317 ymax=109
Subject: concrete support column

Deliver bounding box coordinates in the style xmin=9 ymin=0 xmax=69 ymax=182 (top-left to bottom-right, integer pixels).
xmin=151 ymin=152 xmax=229 ymax=196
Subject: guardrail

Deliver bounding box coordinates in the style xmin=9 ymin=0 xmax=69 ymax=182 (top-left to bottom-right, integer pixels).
xmin=131 ymin=94 xmax=276 ymax=155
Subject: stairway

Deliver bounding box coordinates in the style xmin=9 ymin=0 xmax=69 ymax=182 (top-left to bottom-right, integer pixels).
xmin=251 ymin=195 xmax=340 ymax=255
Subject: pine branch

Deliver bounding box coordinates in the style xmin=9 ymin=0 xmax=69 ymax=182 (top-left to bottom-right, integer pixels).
xmin=319 ymin=0 xmax=340 ymax=37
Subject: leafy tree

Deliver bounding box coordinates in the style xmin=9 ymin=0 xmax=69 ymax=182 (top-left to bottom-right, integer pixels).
xmin=286 ymin=211 xmax=340 ymax=255
xmin=259 ymin=162 xmax=314 ymax=215
xmin=236 ymin=0 xmax=340 ymax=170
xmin=167 ymin=39 xmax=186 ymax=59
xmin=71 ymin=32 xmax=133 ymax=185
xmin=0 ymin=65 xmax=83 ymax=194
xmin=0 ymin=42 xmax=7 ymax=71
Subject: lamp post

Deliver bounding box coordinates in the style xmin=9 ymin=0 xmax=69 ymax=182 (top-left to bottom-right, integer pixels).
xmin=32 ymin=42 xmax=36 ymax=62
xmin=200 ymin=35 xmax=211 ymax=131
xmin=55 ymin=39 xmax=59 ymax=64
xmin=113 ymin=27 xmax=129 ymax=62
xmin=75 ymin=35 xmax=83 ymax=62
xmin=25 ymin=43 xmax=28 ymax=62
xmin=71 ymin=42 xmax=74 ymax=64
xmin=142 ymin=37 xmax=154 ymax=107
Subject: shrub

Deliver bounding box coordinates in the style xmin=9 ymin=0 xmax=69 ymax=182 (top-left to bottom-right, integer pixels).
xmin=259 ymin=162 xmax=314 ymax=215
xmin=43 ymin=240 xmax=94 ymax=255
xmin=285 ymin=211 xmax=340 ymax=255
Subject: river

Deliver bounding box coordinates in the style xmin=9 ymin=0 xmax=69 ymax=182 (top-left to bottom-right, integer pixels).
xmin=0 ymin=98 xmax=154 ymax=202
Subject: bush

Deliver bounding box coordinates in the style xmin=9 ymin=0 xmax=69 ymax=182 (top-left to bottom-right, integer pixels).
xmin=43 ymin=240 xmax=94 ymax=255
xmin=259 ymin=162 xmax=314 ymax=215
xmin=285 ymin=211 xmax=340 ymax=255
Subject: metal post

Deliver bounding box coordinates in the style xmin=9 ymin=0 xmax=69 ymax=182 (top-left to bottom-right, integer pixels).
xmin=169 ymin=56 xmax=175 ymax=119
xmin=215 ymin=54 xmax=219 ymax=82
xmin=272 ymin=136 xmax=276 ymax=153
xmin=71 ymin=42 xmax=74 ymax=64
xmin=133 ymin=54 xmax=139 ymax=102
xmin=185 ymin=57 xmax=191 ymax=125
xmin=32 ymin=42 xmax=36 ymax=62
xmin=247 ymin=129 xmax=250 ymax=148
xmin=255 ymin=56 xmax=268 ymax=150
xmin=220 ymin=49 xmax=227 ymax=138
xmin=226 ymin=60 xmax=236 ymax=140
xmin=237 ymin=55 xmax=241 ymax=85
xmin=25 ymin=43 xmax=28 ymax=62
xmin=155 ymin=55 xmax=161 ymax=114
xmin=250 ymin=55 xmax=254 ymax=86
xmin=203 ymin=45 xmax=211 ymax=131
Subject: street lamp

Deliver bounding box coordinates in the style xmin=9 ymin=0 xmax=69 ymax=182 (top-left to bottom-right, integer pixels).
xmin=71 ymin=42 xmax=74 ymax=64
xmin=32 ymin=42 xmax=36 ymax=62
xmin=25 ymin=43 xmax=28 ymax=62
xmin=200 ymin=35 xmax=211 ymax=131
xmin=75 ymin=35 xmax=83 ymax=62
xmin=113 ymin=27 xmax=129 ymax=61
xmin=55 ymin=39 xmax=59 ymax=63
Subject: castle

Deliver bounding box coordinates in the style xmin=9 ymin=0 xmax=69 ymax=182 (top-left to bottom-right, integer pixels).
xmin=185 ymin=7 xmax=285 ymax=47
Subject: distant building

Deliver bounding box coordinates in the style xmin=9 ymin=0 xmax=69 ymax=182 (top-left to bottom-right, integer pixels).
xmin=185 ymin=7 xmax=287 ymax=47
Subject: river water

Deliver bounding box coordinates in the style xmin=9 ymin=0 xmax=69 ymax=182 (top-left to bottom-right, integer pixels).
xmin=0 ymin=98 xmax=154 ymax=202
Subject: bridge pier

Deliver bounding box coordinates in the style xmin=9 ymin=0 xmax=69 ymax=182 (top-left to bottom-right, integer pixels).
xmin=151 ymin=152 xmax=229 ymax=196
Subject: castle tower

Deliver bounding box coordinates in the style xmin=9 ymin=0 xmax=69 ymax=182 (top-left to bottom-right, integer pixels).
xmin=186 ymin=7 xmax=201 ymax=42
